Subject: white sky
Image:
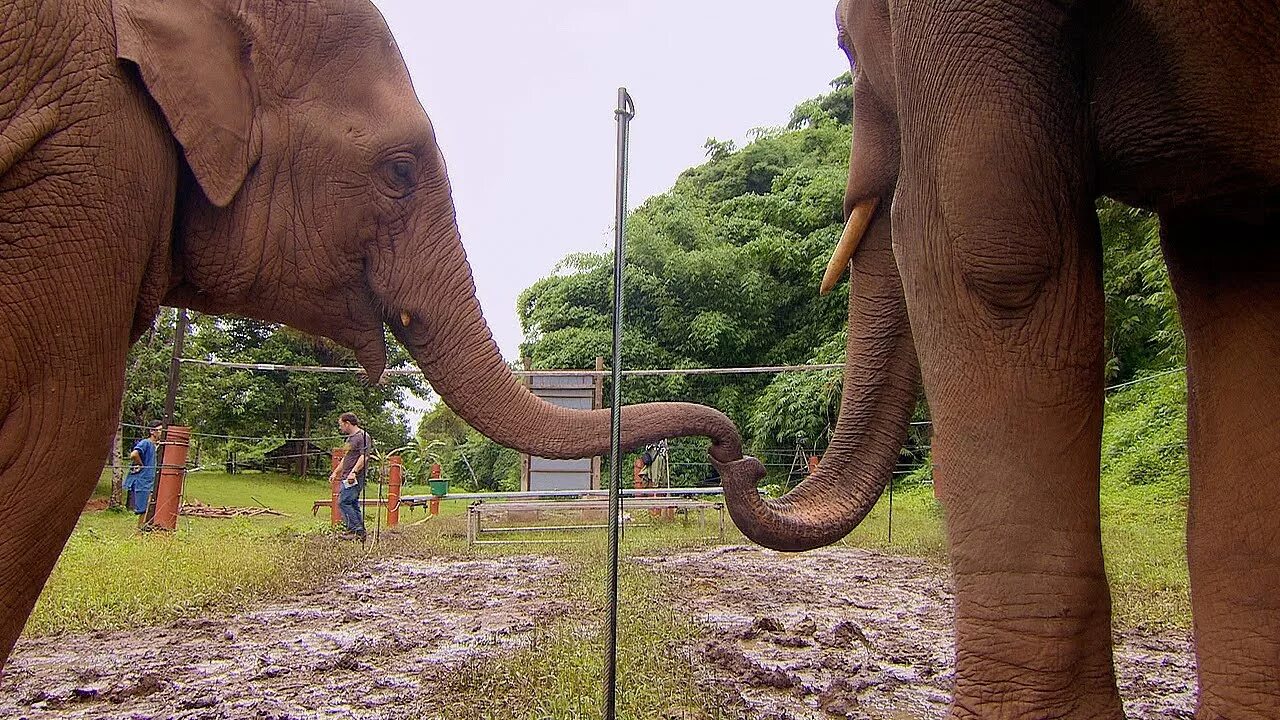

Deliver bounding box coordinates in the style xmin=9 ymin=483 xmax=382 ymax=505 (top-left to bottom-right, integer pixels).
xmin=371 ymin=0 xmax=849 ymax=363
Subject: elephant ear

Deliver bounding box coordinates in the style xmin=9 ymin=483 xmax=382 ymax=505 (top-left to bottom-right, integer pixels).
xmin=112 ymin=0 xmax=259 ymax=207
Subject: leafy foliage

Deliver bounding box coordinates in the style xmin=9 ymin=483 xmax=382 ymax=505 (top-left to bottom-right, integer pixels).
xmin=492 ymin=76 xmax=1188 ymax=491
xmin=1098 ymin=199 xmax=1184 ymax=383
xmin=120 ymin=310 xmax=423 ymax=465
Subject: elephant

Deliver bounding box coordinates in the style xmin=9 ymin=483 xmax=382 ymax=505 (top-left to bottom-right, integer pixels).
xmin=717 ymin=1 xmax=1280 ymax=718
xmin=0 ymin=0 xmax=746 ymax=667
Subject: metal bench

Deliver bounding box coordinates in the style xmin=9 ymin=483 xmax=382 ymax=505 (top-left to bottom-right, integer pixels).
xmin=465 ymin=496 xmax=725 ymax=546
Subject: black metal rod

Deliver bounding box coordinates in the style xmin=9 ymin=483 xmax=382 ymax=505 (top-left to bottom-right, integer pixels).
xmin=604 ymin=86 xmax=634 ymax=720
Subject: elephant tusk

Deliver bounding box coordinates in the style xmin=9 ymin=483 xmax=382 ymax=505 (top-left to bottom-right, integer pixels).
xmin=400 ymin=311 xmax=412 ymax=327
xmin=820 ymin=198 xmax=879 ymax=296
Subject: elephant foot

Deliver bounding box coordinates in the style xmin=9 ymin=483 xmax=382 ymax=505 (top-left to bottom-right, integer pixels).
xmin=947 ymin=667 xmax=1125 ymax=719
xmin=947 ymin=698 xmax=1124 ymax=720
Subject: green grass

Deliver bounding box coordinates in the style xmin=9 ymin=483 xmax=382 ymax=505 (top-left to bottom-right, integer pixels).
xmin=837 ymin=482 xmax=949 ymax=560
xmin=29 ymin=472 xmax=372 ymax=636
xmin=429 ymin=536 xmax=737 ymax=720
xmin=38 ymin=403 xmax=1194 ymax=690
xmin=1100 ymin=479 xmax=1190 ymax=629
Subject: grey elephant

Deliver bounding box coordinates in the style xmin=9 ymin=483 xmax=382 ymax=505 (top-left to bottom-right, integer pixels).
xmin=0 ymin=0 xmax=743 ymax=666
xmin=718 ymin=0 xmax=1280 ymax=718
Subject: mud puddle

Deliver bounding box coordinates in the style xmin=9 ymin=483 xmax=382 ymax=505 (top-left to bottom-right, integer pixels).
xmin=639 ymin=545 xmax=1195 ymax=719
xmin=0 ymin=554 xmax=569 ymax=720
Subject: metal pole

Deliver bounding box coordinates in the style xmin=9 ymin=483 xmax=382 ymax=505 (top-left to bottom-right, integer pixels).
xmin=144 ymin=308 xmax=189 ymax=527
xmin=604 ymin=86 xmax=634 ymax=720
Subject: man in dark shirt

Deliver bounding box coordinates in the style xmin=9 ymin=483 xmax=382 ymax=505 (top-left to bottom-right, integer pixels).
xmin=330 ymin=412 xmax=371 ymax=540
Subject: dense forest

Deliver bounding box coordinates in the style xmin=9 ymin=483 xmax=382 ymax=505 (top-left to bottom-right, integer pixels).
xmin=427 ymin=73 xmax=1188 ymax=492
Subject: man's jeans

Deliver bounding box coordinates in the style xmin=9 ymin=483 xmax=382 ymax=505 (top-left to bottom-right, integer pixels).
xmin=338 ymin=481 xmax=366 ymax=535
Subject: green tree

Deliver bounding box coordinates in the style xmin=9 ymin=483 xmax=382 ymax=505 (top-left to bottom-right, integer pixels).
xmin=117 ymin=311 xmax=424 ymax=473
xmin=511 ymin=75 xmax=1185 ymax=491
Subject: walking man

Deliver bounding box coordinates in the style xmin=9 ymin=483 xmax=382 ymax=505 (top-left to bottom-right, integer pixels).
xmin=331 ymin=412 xmax=372 ymax=540
xmin=124 ymin=423 xmax=162 ymax=519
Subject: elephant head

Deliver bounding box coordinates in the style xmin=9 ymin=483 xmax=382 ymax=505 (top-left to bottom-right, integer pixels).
xmin=111 ymin=0 xmax=745 ymax=464
xmin=716 ymin=0 xmax=920 ymax=551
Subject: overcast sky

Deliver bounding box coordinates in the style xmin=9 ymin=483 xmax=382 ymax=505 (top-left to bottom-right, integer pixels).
xmin=370 ymin=0 xmax=849 ymax=365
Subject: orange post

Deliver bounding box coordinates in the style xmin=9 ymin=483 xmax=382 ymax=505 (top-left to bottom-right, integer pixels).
xmin=633 ymin=457 xmax=646 ymax=489
xmin=151 ymin=426 xmax=191 ymax=530
xmin=808 ymin=454 xmax=820 ymax=475
xmin=387 ymin=455 xmax=403 ymax=528
xmin=428 ymin=463 xmax=441 ymax=516
xmin=329 ymin=448 xmax=347 ymax=526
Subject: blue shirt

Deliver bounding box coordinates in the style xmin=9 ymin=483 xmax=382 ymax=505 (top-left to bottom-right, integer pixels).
xmin=126 ymin=438 xmax=157 ymax=489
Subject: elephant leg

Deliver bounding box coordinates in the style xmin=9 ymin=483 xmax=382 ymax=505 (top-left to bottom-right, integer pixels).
xmin=890 ymin=3 xmax=1120 ymax=717
xmin=1161 ymin=199 xmax=1280 ymax=719
xmin=0 ymin=374 xmax=124 ymax=663
xmin=903 ymin=234 xmax=1118 ymax=720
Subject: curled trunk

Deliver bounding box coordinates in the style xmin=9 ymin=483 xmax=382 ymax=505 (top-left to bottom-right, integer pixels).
xmin=390 ymin=221 xmax=744 ymax=468
xmin=716 ymin=209 xmax=919 ymax=552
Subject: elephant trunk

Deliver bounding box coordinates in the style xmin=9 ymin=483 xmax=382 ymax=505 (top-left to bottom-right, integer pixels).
xmin=717 ymin=208 xmax=919 ymax=552
xmin=389 ymin=218 xmax=745 ymax=467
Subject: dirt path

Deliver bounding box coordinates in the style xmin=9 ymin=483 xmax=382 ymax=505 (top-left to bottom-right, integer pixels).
xmin=639 ymin=545 xmax=1196 ymax=720
xmin=1 ymin=545 xmax=1197 ymax=719
xmin=0 ymin=554 xmax=570 ymax=720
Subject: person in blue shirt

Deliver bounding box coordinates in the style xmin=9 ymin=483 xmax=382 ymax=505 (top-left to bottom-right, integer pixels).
xmin=124 ymin=423 xmax=162 ymax=516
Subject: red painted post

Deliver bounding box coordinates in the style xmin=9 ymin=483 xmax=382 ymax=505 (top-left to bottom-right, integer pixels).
xmin=428 ymin=463 xmax=441 ymax=516
xmin=807 ymin=454 xmax=820 ymax=475
xmin=329 ymin=448 xmax=347 ymax=526
xmin=633 ymin=457 xmax=646 ymax=489
xmin=387 ymin=455 xmax=402 ymax=528
xmin=151 ymin=426 xmax=191 ymax=530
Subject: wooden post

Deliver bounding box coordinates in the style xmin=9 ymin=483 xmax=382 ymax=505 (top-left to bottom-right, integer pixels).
xmin=329 ymin=448 xmax=346 ymax=526
xmin=592 ymin=355 xmax=604 ymax=490
xmin=107 ymin=408 xmax=124 ymax=510
xmin=519 ymin=356 xmax=533 ymax=492
xmin=142 ymin=308 xmax=187 ymax=526
xmin=428 ymin=463 xmax=441 ymax=516
xmin=387 ymin=455 xmax=402 ymax=527
xmin=150 ymin=426 xmax=190 ymax=530
xmin=301 ymin=404 xmax=311 ymax=477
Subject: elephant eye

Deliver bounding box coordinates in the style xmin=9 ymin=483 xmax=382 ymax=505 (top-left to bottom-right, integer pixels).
xmin=376 ymin=153 xmax=418 ymax=198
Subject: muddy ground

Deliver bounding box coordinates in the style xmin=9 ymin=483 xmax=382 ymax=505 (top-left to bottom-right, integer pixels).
xmin=0 ymin=554 xmax=572 ymax=720
xmin=641 ymin=546 xmax=1195 ymax=720
xmin=0 ymin=545 xmax=1195 ymax=719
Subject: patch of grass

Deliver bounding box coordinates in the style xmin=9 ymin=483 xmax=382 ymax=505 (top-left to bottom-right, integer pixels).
xmin=1099 ymin=373 xmax=1191 ymax=629
xmin=27 ymin=472 xmax=378 ymax=636
xmin=1100 ymin=480 xmax=1189 ymax=630
xmin=826 ymin=373 xmax=1192 ymax=630
xmin=431 ymin=537 xmax=735 ymax=720
xmin=837 ymin=482 xmax=948 ymax=561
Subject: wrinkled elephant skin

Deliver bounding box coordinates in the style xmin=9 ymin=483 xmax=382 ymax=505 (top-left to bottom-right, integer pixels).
xmin=722 ymin=1 xmax=1280 ymax=718
xmin=0 ymin=0 xmax=746 ymax=669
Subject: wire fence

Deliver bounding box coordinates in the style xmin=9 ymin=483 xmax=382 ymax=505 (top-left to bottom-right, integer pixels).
xmin=113 ymin=360 xmax=1186 ymax=486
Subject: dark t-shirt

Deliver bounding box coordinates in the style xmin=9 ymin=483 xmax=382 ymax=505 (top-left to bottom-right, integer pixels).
xmin=338 ymin=429 xmax=371 ymax=483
